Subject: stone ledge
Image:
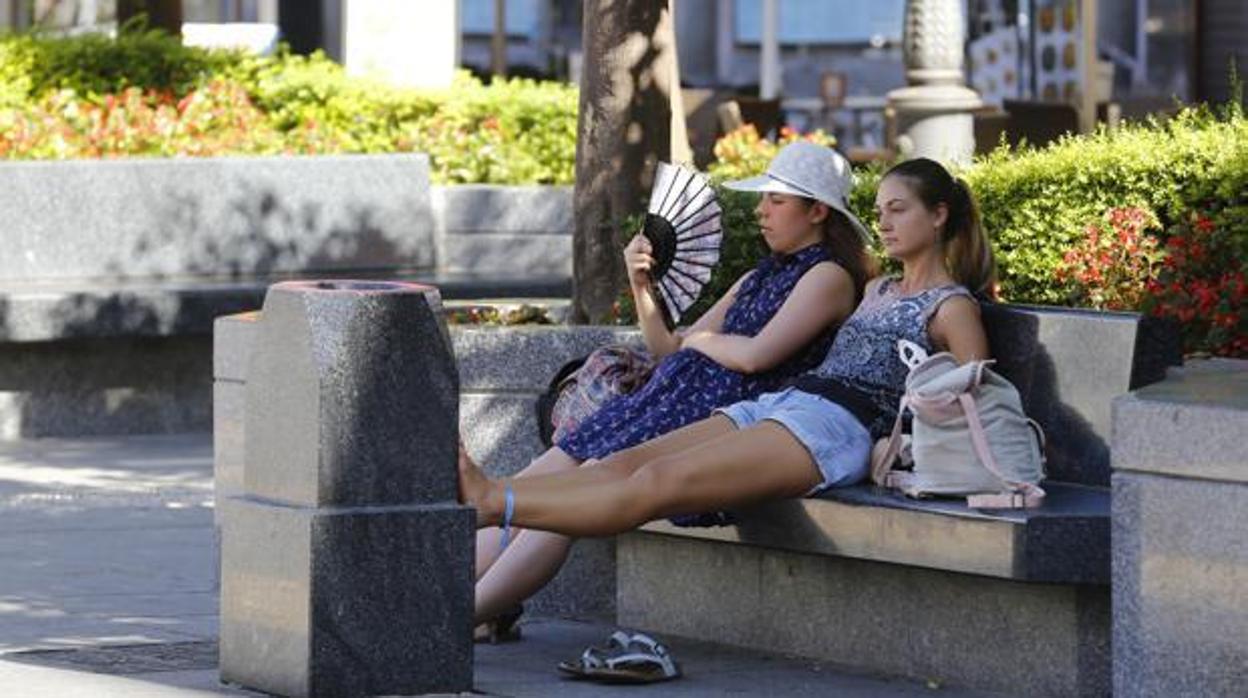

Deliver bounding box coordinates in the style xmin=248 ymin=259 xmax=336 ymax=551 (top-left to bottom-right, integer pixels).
xmin=433 ymin=185 xmax=573 ymax=235
xmin=1 ymin=273 xmax=570 ymax=343
xmin=638 ymin=481 xmax=1110 ymax=584
xmin=1111 ymin=358 xmax=1248 ymax=483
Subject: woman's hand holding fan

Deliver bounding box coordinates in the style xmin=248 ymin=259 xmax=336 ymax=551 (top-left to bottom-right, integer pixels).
xmin=641 ymin=163 xmax=724 ymax=330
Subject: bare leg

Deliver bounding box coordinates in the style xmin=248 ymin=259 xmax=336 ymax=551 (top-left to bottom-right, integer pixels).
xmin=474 ymin=447 xmax=582 ymax=580
xmin=470 ymin=415 xmax=741 ymax=622
xmin=462 ymin=420 xmax=823 ymax=538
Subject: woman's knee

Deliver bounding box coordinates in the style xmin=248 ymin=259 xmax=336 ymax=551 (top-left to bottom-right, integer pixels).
xmin=618 ymin=456 xmax=692 ymax=523
xmin=517 ymin=448 xmax=581 ymax=478
xmin=596 ymin=445 xmax=651 ymax=478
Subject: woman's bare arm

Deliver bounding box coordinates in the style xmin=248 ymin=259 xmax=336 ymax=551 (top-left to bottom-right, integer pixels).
xmin=680 ymin=261 xmax=856 ymax=374
xmin=928 ymin=295 xmax=990 ymax=363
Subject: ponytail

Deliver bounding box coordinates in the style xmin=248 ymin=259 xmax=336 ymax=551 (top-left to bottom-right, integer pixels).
xmin=944 ymin=178 xmax=996 ymax=299
xmin=883 ymin=158 xmax=997 ymax=299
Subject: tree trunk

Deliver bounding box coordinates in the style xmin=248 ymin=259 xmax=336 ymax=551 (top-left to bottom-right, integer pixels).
xmin=116 ymin=0 xmax=182 ymax=35
xmin=572 ymin=0 xmax=682 ymax=324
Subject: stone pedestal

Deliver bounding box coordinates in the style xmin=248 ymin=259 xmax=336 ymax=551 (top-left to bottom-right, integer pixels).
xmin=1111 ymin=359 xmax=1248 ymax=697
xmin=219 ymin=280 xmax=473 ymax=697
xmin=888 ymin=0 xmax=982 ymax=164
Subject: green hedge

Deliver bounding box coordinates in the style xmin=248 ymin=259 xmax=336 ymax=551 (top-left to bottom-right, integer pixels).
xmin=705 ymin=109 xmax=1247 ymax=309
xmin=698 ymin=113 xmax=1244 ymax=355
xmin=0 ymin=29 xmax=578 ymax=184
xmin=966 ymin=105 xmax=1248 ymax=304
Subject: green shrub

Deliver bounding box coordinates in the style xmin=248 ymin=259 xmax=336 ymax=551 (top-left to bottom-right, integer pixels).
xmin=0 ymin=31 xmax=579 ymax=184
xmin=0 ymin=26 xmax=239 ymax=103
xmin=965 ymin=106 xmax=1248 ymax=304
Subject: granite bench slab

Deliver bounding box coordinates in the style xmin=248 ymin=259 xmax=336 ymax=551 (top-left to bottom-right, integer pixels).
xmin=641 ymin=481 xmax=1110 ymax=584
xmin=0 ymin=273 xmax=570 ymax=342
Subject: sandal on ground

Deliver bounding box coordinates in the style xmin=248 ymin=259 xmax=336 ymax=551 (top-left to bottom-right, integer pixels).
xmin=557 ymin=630 xmax=681 ymax=684
xmin=473 ymin=605 xmax=523 ymax=644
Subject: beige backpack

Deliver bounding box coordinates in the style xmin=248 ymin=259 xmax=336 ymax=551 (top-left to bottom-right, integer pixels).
xmin=870 ymin=340 xmax=1046 ymax=508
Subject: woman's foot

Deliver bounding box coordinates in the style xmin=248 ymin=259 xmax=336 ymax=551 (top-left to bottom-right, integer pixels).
xmin=473 ymin=604 xmax=524 ymax=644
xmin=458 ymin=442 xmax=502 ymax=527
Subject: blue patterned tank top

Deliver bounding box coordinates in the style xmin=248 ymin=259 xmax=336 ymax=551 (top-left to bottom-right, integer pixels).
xmin=800 ymin=277 xmax=973 ymax=437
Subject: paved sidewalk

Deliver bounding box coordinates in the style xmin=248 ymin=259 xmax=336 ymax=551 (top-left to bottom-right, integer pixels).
xmin=0 ymin=434 xmax=998 ymax=697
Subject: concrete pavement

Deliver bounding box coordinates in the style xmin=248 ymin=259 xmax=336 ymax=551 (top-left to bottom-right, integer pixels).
xmin=0 ymin=433 xmax=998 ymax=697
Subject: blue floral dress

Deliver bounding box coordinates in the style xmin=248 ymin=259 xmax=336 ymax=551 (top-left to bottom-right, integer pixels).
xmin=558 ymin=243 xmax=835 ymax=461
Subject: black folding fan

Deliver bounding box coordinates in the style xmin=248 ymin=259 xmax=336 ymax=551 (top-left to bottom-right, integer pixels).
xmin=642 ymin=162 xmax=723 ymax=330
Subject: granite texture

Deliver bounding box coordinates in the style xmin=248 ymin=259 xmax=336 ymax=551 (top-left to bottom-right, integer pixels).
xmin=981 ymin=303 xmax=1181 ymax=486
xmin=451 ymin=325 xmax=641 ymax=392
xmin=216 ymin=315 xmax=626 ymax=621
xmin=0 ymin=274 xmax=571 ymax=344
xmin=219 ymin=497 xmax=474 ymax=697
xmin=440 ymin=232 xmax=572 ymax=276
xmin=0 ymin=155 xmax=436 ymax=283
xmin=460 ymin=393 xmax=546 ymax=477
xmin=618 ymin=532 xmax=1110 ymax=697
xmin=0 ymin=283 xmax=266 ymax=343
xmin=1112 ymin=359 xmax=1248 ymax=482
xmin=0 ymin=335 xmax=211 ymax=439
xmin=641 ymin=481 xmax=1109 ymax=583
xmin=244 ymin=281 xmax=459 ymax=507
xmin=212 ymin=312 xmax=260 ymax=382
xmin=433 ymin=184 xmax=573 ymax=235
xmin=212 ymin=381 xmax=244 ymax=512
xmin=1112 ymin=473 xmax=1248 ymax=698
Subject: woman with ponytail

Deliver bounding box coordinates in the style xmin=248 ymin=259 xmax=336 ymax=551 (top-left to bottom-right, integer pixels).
xmin=458 ymin=157 xmax=992 ymax=552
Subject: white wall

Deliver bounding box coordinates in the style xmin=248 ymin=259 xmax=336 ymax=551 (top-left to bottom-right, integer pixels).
xmin=342 ymin=0 xmax=459 ymax=88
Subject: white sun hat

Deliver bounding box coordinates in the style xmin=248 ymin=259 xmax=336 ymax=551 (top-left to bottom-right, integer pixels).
xmin=723 ymin=140 xmax=871 ymax=243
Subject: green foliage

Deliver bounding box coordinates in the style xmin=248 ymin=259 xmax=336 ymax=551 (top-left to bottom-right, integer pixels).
xmin=0 ymin=25 xmax=239 ymax=103
xmin=964 ymin=106 xmax=1248 ymax=304
xmin=0 ymin=31 xmax=579 ymax=184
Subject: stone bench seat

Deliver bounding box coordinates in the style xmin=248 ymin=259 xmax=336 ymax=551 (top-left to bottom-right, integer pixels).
xmin=0 ymin=273 xmax=570 ymax=342
xmin=640 ymin=480 xmax=1110 ymax=585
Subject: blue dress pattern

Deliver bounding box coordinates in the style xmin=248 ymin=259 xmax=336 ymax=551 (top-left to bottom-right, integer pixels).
xmin=558 ymin=244 xmax=834 ymax=461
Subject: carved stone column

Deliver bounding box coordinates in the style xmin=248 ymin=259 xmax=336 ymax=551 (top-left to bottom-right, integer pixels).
xmin=887 ymin=0 xmax=982 ymax=164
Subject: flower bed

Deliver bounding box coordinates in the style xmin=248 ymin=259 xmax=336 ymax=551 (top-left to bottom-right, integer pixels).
xmin=0 ymin=30 xmax=577 ymax=184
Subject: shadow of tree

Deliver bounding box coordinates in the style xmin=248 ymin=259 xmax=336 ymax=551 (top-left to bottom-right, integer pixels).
xmin=3 ymin=167 xmax=436 ymax=439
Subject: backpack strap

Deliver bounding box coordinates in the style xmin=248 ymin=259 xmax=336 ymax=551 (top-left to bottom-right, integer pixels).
xmin=870 ymin=397 xmax=908 ymax=485
xmin=957 ymin=392 xmax=1046 ymax=509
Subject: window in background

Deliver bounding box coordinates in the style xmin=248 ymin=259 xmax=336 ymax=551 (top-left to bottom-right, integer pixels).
xmin=460 ymin=0 xmax=541 ymax=37
xmin=733 ymin=0 xmax=905 ymax=45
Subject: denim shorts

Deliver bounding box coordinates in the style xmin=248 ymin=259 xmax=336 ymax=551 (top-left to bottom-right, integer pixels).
xmin=715 ymin=387 xmax=872 ymax=494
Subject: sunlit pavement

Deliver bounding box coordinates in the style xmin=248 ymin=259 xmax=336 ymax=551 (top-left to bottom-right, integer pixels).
xmin=0 ymin=434 xmax=997 ymax=697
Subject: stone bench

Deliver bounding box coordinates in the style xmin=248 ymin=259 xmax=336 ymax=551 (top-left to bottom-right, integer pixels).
xmin=617 ymin=303 xmax=1182 ymax=698
xmin=0 ymin=155 xmax=572 ymax=439
xmin=213 ymin=300 xmax=1182 ymax=694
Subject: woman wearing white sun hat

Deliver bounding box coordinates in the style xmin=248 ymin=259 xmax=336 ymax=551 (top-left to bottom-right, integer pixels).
xmin=467 ymin=141 xmax=874 ymax=638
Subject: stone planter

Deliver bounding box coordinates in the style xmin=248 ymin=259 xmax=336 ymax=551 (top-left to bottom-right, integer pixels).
xmin=1111 ymin=359 xmax=1248 ymax=697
